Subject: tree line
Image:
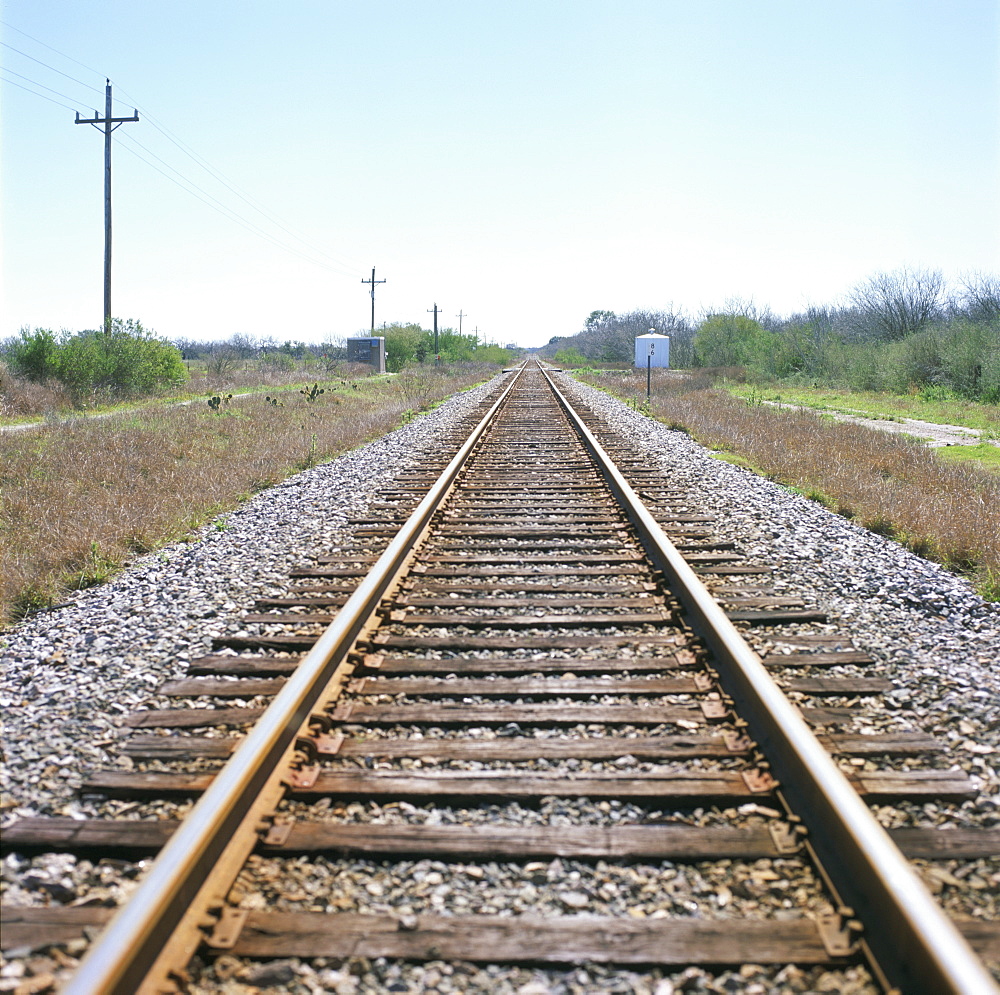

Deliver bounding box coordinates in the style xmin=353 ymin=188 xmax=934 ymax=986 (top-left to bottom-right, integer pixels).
xmin=1 ymin=320 xmax=515 ymax=406
xmin=542 ymin=269 xmax=999 ymax=402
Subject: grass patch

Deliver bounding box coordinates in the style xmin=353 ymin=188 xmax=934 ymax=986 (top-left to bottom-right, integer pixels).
xmin=978 ymin=568 xmax=1000 ymax=603
xmin=578 ymin=369 xmax=1000 ymax=602
xmin=723 ymin=383 xmax=1000 ymax=434
xmin=709 ymin=452 xmax=758 ymax=472
xmin=934 ymin=443 xmax=1000 ymax=474
xmin=1 ymin=364 xmax=498 ymax=624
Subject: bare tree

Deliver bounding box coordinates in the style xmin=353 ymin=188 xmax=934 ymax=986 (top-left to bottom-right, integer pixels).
xmin=228 ymin=332 xmax=261 ymax=358
xmin=846 ymin=267 xmax=945 ymax=341
xmin=957 ymin=272 xmax=1000 ymax=322
xmin=707 ymin=296 xmax=779 ymax=331
xmin=204 ymin=346 xmax=239 ymax=377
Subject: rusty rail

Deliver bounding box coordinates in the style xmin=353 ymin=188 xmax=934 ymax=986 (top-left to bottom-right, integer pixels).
xmin=62 ymin=360 xmax=997 ymax=993
xmin=63 ymin=368 xmax=526 ymax=994
xmin=541 ymin=363 xmax=997 ymax=994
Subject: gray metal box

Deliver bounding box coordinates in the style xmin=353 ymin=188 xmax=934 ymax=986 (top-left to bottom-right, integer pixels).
xmin=347 ymin=336 xmax=386 ymax=373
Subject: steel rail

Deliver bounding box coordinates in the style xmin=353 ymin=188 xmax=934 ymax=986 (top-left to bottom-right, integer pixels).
xmin=64 ymin=366 xmax=526 ymax=995
xmin=541 ymin=364 xmax=998 ymax=995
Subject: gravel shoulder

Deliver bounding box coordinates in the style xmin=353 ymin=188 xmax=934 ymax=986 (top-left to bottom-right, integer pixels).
xmin=561 ymin=375 xmax=1000 ymax=822
xmin=1 ymin=370 xmax=998 ymax=994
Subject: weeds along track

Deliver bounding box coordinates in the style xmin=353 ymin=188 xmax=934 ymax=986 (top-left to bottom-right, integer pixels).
xmin=2 ymin=363 xmax=999 ymax=993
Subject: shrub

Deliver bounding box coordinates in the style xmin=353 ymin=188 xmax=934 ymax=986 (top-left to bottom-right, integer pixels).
xmin=5 ymin=320 xmax=188 ymax=403
xmin=260 ymin=350 xmax=296 ymax=372
xmin=553 ymin=347 xmax=588 ymax=367
xmin=6 ymin=327 xmax=59 ymax=381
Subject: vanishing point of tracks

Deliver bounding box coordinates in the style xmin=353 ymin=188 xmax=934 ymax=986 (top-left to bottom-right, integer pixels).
xmin=3 ymin=362 xmax=999 ymax=993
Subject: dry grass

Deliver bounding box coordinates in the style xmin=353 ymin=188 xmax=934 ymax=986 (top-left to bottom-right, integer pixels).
xmin=0 ymin=365 xmax=494 ymax=623
xmin=0 ymin=362 xmax=75 ymax=418
xmin=581 ymin=370 xmax=1000 ymax=600
xmin=196 ymin=361 xmax=378 ymax=394
xmin=0 ymin=358 xmax=382 ymax=419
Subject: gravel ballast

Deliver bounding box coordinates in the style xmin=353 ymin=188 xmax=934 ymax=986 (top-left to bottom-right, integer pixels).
xmin=2 ymin=369 xmax=998 ymax=993
xmin=1 ymin=377 xmax=503 ymax=825
xmin=558 ymin=374 xmax=1000 ymax=822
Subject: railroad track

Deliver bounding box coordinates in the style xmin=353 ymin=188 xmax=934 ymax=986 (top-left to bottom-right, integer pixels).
xmin=2 ymin=362 xmax=998 ymax=993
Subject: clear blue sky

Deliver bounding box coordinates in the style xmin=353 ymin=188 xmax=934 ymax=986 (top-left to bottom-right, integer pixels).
xmin=2 ymin=0 xmax=998 ymax=348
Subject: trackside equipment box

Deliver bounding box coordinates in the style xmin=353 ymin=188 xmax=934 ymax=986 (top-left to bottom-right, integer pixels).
xmin=634 ymin=332 xmax=670 ymax=368
xmin=347 ymin=336 xmax=386 ymax=373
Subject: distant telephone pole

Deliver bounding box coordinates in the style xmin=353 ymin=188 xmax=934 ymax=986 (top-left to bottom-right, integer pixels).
xmin=361 ymin=267 xmax=386 ymax=332
xmin=427 ymin=303 xmax=442 ymax=357
xmin=456 ymin=310 xmax=465 ymax=336
xmin=75 ymin=80 xmax=138 ymax=334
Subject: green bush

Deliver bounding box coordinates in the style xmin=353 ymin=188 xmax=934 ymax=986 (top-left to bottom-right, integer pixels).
xmin=695 ymin=310 xmax=999 ymax=403
xmin=382 ymin=322 xmax=513 ymax=372
xmin=469 ymin=344 xmax=513 ymax=364
xmin=694 ymin=315 xmax=792 ymax=375
xmin=383 ymin=323 xmax=427 ymax=372
xmin=260 ymin=350 xmax=296 ymax=372
xmin=5 ymin=320 xmax=188 ymax=402
xmin=7 ymin=326 xmax=59 ymax=381
xmin=935 ymin=319 xmax=1000 ymax=402
xmin=821 ymin=319 xmax=1000 ymax=401
xmin=553 ymin=346 xmax=588 ymax=367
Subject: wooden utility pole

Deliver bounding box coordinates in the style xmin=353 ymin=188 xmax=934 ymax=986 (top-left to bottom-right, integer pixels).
xmin=75 ymin=80 xmax=138 ymax=334
xmin=427 ymin=303 xmax=442 ymax=358
xmin=456 ymin=310 xmax=465 ymax=336
xmin=361 ymin=267 xmax=386 ymax=332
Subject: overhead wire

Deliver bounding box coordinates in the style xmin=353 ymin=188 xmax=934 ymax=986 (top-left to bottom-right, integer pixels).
xmin=1 ymin=66 xmax=91 ymax=107
xmin=116 ymin=83 xmax=366 ymax=274
xmin=114 ymin=130 xmax=356 ymax=274
xmin=111 ymin=139 xmax=334 ymax=267
xmin=2 ymin=23 xmax=370 ymax=279
xmin=1 ymin=20 xmax=106 ymax=81
xmin=0 ymin=41 xmax=106 ymax=98
xmin=0 ymin=73 xmax=79 ymax=111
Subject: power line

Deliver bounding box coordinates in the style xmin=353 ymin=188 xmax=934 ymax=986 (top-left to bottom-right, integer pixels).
xmin=1 ymin=19 xmax=106 ymax=82
xmin=114 ymin=87 xmax=365 ymax=275
xmin=0 ymin=73 xmax=78 ymax=111
xmin=1 ymin=66 xmax=90 ymax=106
xmin=1 ymin=77 xmax=355 ymax=274
xmin=3 ymin=22 xmax=369 ymax=282
xmin=112 ymin=138 xmax=348 ymax=272
xmin=1 ymin=41 xmax=106 ymax=98
xmin=107 ymin=98 xmax=363 ymax=275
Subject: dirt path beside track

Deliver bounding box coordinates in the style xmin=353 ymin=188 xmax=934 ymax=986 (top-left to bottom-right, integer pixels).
xmin=762 ymin=401 xmax=997 ymax=447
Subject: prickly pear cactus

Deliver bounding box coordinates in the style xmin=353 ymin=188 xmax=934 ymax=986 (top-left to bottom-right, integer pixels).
xmin=300 ymin=383 xmax=326 ymax=402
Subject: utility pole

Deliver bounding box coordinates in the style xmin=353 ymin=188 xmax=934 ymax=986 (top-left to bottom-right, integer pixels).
xmin=427 ymin=303 xmax=441 ymax=360
xmin=473 ymin=325 xmax=479 ymax=346
xmin=75 ymin=80 xmax=138 ymax=334
xmin=456 ymin=310 xmax=465 ymax=337
xmin=361 ymin=267 xmax=386 ymax=333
